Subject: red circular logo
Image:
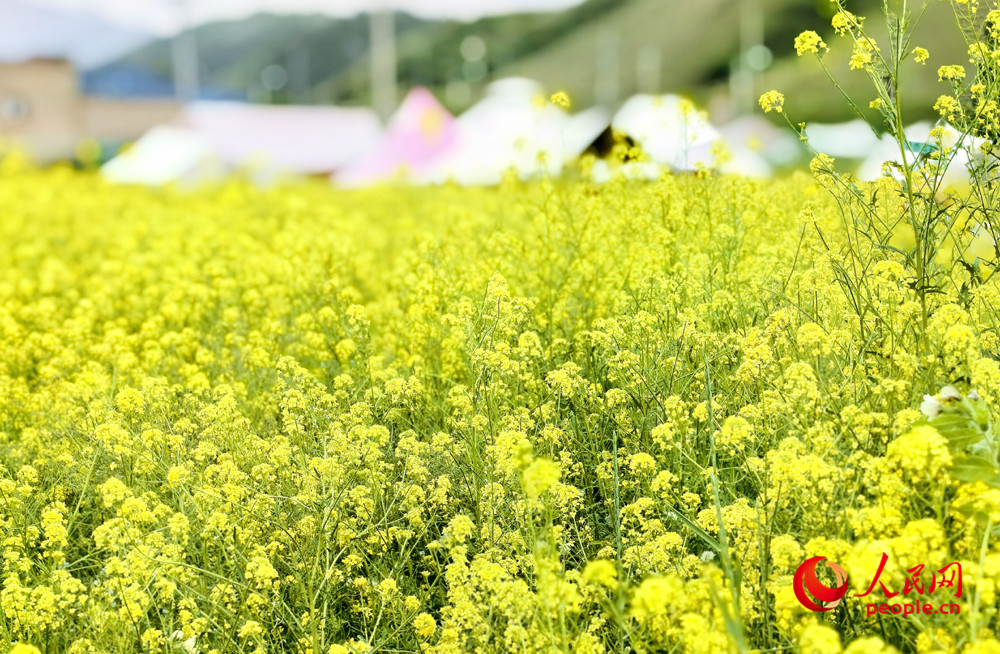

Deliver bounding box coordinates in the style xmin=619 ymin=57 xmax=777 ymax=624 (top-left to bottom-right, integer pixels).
xmin=793 ymin=556 xmax=849 ymax=612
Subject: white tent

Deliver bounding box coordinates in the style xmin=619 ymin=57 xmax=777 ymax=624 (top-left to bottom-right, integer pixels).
xmin=611 ymin=94 xmax=720 ymax=171
xmin=101 ymin=125 xmax=223 ymax=186
xmin=717 ymin=115 xmax=801 ymax=167
xmin=564 ymin=105 xmax=613 ymax=159
xmin=805 ymin=120 xmax=879 ymax=159
xmin=414 ymin=78 xmax=603 ymax=186
xmin=856 ymin=122 xmax=981 ymax=187
xmin=687 ymin=138 xmax=772 ymax=178
xmin=598 ymin=97 xmax=775 ymax=178
xmin=182 ymin=102 xmax=382 ymax=175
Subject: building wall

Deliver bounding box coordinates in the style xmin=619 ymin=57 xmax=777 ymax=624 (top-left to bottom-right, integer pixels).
xmin=83 ymin=98 xmax=183 ymax=142
xmin=0 ymin=59 xmax=82 ymax=162
xmin=0 ymin=58 xmax=182 ymax=162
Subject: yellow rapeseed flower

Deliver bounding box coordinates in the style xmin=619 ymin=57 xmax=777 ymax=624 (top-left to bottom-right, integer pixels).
xmin=849 ymin=38 xmax=880 ymax=70
xmin=794 ymin=30 xmax=827 ymax=55
xmin=581 ymin=559 xmax=618 ymax=588
xmin=7 ymin=646 xmax=41 ymax=654
xmin=934 ymin=95 xmax=963 ymax=121
xmin=832 ymin=10 xmax=863 ymax=35
xmin=522 ymin=458 xmax=560 ymax=499
xmin=412 ymin=612 xmax=436 ymax=639
xmin=550 ymin=91 xmax=571 ymax=109
xmin=938 ymin=64 xmax=966 ymax=82
xmin=759 ymin=90 xmax=785 ymax=113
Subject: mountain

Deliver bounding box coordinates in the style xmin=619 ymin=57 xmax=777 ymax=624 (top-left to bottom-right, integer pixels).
xmin=94 ymin=12 xmax=433 ymax=103
xmin=319 ymin=0 xmax=622 ymax=107
xmin=0 ymin=0 xmax=152 ymax=68
xmin=493 ymin=0 xmax=820 ymax=108
xmin=96 ymin=0 xmax=952 ymax=123
xmin=481 ymin=0 xmax=952 ymax=123
xmin=97 ymin=0 xmax=620 ymax=106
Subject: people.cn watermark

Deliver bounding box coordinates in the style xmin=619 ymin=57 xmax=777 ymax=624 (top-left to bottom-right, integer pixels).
xmin=792 ymin=553 xmax=962 ymax=617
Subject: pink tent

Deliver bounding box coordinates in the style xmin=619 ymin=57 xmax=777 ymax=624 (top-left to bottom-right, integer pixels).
xmin=334 ymin=87 xmax=456 ymax=187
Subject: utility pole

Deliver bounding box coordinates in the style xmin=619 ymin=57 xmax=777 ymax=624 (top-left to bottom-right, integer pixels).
xmin=636 ymin=46 xmax=661 ymax=95
xmin=370 ymin=5 xmax=397 ymax=120
xmin=730 ymin=0 xmax=763 ymax=115
xmin=595 ymin=30 xmax=619 ymax=106
xmin=171 ymin=0 xmax=199 ymax=102
xmin=288 ymin=47 xmax=312 ymax=105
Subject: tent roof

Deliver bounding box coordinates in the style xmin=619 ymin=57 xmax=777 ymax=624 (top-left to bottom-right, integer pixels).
xmin=182 ymin=102 xmax=382 ymax=174
xmin=335 ymin=87 xmax=456 ymax=187
xmin=413 ymin=77 xmax=589 ymax=185
xmin=101 ymin=125 xmax=221 ymax=185
xmin=804 ymin=120 xmax=879 ymax=159
xmin=612 ymin=94 xmax=720 ymax=170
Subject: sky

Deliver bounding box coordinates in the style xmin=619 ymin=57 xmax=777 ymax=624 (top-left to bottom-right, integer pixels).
xmin=25 ymin=0 xmax=586 ymax=34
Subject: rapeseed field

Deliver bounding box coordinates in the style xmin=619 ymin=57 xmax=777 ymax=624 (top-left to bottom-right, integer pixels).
xmin=0 ymin=151 xmax=998 ymax=654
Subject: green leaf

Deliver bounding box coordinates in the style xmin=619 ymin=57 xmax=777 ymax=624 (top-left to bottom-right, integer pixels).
xmin=953 ymin=499 xmax=990 ymax=520
xmin=928 ymin=414 xmax=986 ymax=451
xmin=668 ymin=506 xmax=721 ymax=551
xmin=905 ymin=140 xmax=938 ymax=156
xmin=949 ymin=455 xmax=1000 ymax=487
xmin=968 ymin=398 xmax=992 ymax=431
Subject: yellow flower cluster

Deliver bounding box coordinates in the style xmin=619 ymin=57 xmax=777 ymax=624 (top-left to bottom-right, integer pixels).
xmin=938 ymin=64 xmax=966 ymax=82
xmin=759 ymin=90 xmax=785 ymax=113
xmin=0 ymin=159 xmax=998 ymax=654
xmin=832 ymin=9 xmax=863 ymax=36
xmin=849 ymin=37 xmax=881 ymax=71
xmin=935 ymin=95 xmax=964 ymax=121
xmin=794 ymin=30 xmax=827 ymax=56
xmin=550 ymin=91 xmax=571 ymax=109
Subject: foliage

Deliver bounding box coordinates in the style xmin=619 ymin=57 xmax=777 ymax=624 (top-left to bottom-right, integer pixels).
xmin=769 ymin=0 xmax=1000 ymax=358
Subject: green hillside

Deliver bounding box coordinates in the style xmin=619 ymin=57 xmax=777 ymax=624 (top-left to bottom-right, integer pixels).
xmin=489 ymin=0 xmax=947 ymax=123
xmin=321 ymin=0 xmax=621 ymax=107
xmin=494 ymin=0 xmax=790 ymax=106
xmin=324 ymin=0 xmax=875 ymax=115
xmin=94 ymin=12 xmax=432 ymax=104
xmin=756 ymin=0 xmax=966 ymax=123
xmin=102 ymin=0 xmax=962 ymax=122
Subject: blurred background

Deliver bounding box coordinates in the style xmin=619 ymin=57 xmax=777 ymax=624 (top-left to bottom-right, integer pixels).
xmin=0 ymin=0 xmax=964 ymax=184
